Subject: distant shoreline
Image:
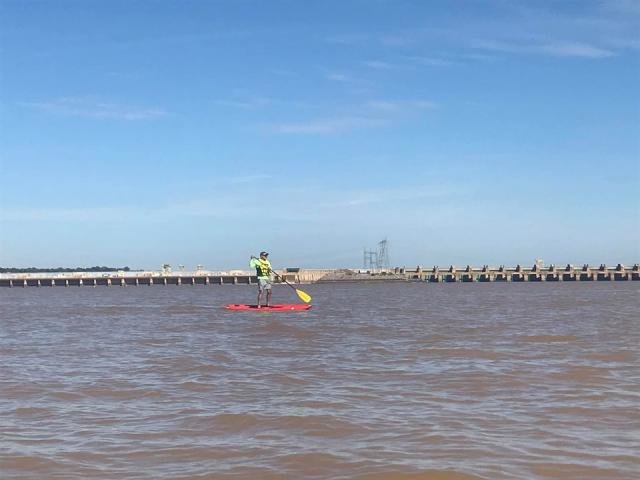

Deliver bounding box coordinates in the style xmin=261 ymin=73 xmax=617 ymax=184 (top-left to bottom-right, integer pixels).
xmin=0 ymin=266 xmax=133 ymax=274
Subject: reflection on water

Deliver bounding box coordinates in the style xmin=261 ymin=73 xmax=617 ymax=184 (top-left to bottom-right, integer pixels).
xmin=1 ymin=282 xmax=639 ymax=479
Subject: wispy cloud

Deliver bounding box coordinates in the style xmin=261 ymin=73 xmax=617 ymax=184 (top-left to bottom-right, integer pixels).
xmin=325 ymin=32 xmax=414 ymax=48
xmin=270 ymin=69 xmax=298 ymax=77
xmin=212 ymin=94 xmax=312 ymax=110
xmin=212 ymin=97 xmax=273 ymax=109
xmin=464 ymin=1 xmax=637 ymax=58
xmin=325 ymin=31 xmax=416 ymax=48
xmin=602 ymin=0 xmax=640 ymax=15
xmin=0 ymin=202 xmax=260 ymax=223
xmin=107 ymin=30 xmax=253 ymax=49
xmin=323 ymin=33 xmax=370 ymax=46
xmin=606 ymin=37 xmax=640 ymax=50
xmin=324 ymin=70 xmax=373 ymax=94
xmin=264 ymin=116 xmax=386 ymax=135
xmin=366 ymin=100 xmax=438 ymax=112
xmin=0 ymin=183 xmax=465 ymax=228
xmin=260 ymin=96 xmax=438 ymax=135
xmin=2 ymin=206 xmax=158 ymax=223
xmin=405 ymin=55 xmax=457 ymax=67
xmin=221 ymin=174 xmax=272 ymax=184
xmin=473 ymin=39 xmax=615 ymax=58
xmin=363 ymin=60 xmax=396 ymax=69
xmin=325 ymin=72 xmax=360 ymax=83
xmin=540 ymin=42 xmax=616 ymax=58
xmin=323 ymin=2 xmax=637 ymax=62
xmin=318 ymin=184 xmax=470 ymax=209
xmin=380 ymin=35 xmax=413 ymax=47
xmin=20 ymin=96 xmax=166 ymax=120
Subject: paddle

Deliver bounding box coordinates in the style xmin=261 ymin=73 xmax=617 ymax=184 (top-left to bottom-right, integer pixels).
xmin=271 ymin=270 xmax=312 ymax=303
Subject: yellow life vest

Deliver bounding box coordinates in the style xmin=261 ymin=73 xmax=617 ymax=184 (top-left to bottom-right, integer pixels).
xmin=255 ymin=259 xmax=271 ymax=278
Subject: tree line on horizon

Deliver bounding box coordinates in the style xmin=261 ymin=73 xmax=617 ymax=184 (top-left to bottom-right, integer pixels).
xmin=0 ymin=266 xmax=132 ymax=273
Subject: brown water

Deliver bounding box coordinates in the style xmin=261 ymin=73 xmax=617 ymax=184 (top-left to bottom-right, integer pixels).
xmin=1 ymin=282 xmax=639 ymax=480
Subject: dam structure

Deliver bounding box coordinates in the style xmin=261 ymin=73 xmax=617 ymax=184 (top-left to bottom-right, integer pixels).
xmin=402 ymin=263 xmax=639 ymax=283
xmin=0 ymin=264 xmax=637 ymax=288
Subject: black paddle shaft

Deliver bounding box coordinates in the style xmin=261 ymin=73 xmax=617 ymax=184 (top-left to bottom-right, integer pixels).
xmin=271 ymin=269 xmax=298 ymax=292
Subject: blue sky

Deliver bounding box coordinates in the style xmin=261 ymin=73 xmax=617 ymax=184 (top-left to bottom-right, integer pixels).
xmin=1 ymin=0 xmax=638 ymax=269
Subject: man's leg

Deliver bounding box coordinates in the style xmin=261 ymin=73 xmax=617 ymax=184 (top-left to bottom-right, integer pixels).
xmin=266 ymin=288 xmax=272 ymax=307
xmin=257 ymin=283 xmax=262 ymax=308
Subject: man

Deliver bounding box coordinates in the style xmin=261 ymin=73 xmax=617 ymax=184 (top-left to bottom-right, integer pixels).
xmin=249 ymin=251 xmax=273 ymax=308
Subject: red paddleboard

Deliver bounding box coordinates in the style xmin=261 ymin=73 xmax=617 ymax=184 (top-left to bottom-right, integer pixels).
xmin=224 ymin=304 xmax=312 ymax=311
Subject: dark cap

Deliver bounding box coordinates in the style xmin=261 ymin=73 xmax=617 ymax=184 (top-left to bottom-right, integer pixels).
xmin=260 ymin=251 xmax=269 ymax=256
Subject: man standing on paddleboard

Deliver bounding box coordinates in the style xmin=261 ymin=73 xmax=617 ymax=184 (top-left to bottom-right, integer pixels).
xmin=249 ymin=251 xmax=273 ymax=308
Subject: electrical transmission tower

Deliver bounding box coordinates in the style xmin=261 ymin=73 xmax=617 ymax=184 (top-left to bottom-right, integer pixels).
xmin=377 ymin=238 xmax=390 ymax=270
xmin=363 ymin=238 xmax=390 ymax=271
xmin=363 ymin=248 xmax=377 ymax=271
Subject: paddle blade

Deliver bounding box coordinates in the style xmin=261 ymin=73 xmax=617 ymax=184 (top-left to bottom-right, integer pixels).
xmin=296 ymin=289 xmax=312 ymax=303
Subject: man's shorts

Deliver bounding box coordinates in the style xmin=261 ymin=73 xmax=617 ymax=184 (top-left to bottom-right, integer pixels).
xmin=258 ymin=278 xmax=273 ymax=292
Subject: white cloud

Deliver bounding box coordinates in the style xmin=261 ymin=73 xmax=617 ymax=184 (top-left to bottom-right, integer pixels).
xmin=540 ymin=42 xmax=617 ymax=58
xmin=322 ymin=2 xmax=636 ymax=64
xmin=323 ymin=33 xmax=370 ymax=46
xmin=2 ymin=206 xmax=151 ymax=222
xmin=317 ymin=184 xmax=471 ymax=209
xmin=463 ymin=1 xmax=637 ymax=59
xmin=212 ymin=97 xmax=273 ymax=109
xmin=222 ymin=174 xmax=273 ymax=184
xmin=380 ymin=35 xmax=413 ymax=47
xmin=270 ymin=69 xmax=298 ymax=77
xmin=265 ymin=117 xmax=386 ymax=134
xmin=472 ymin=39 xmax=615 ymax=58
xmin=606 ymin=37 xmax=640 ymax=50
xmin=20 ymin=96 xmax=167 ymax=120
xmin=0 ymin=202 xmax=259 ymax=223
xmin=366 ymin=100 xmax=400 ymax=112
xmin=261 ymin=97 xmax=438 ymax=135
xmin=598 ymin=0 xmax=640 ymax=16
xmin=212 ymin=93 xmax=312 ymax=110
xmin=366 ymin=100 xmax=438 ymax=112
xmin=405 ymin=55 xmax=457 ymax=67
xmin=326 ymin=72 xmax=358 ymax=83
xmin=363 ymin=60 xmax=396 ymax=69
